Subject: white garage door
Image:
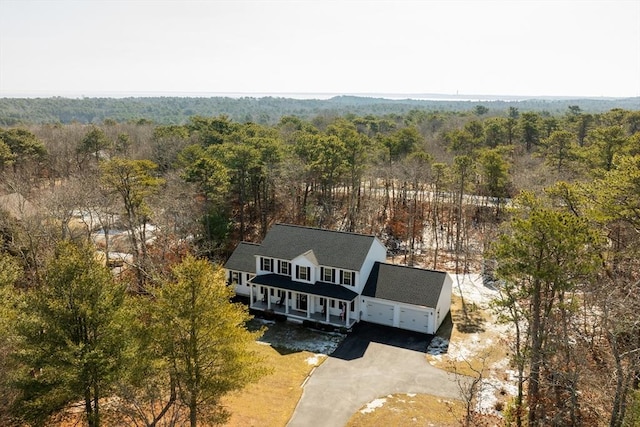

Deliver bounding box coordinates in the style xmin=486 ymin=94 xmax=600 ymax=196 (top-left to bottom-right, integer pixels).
xmin=365 ymin=301 xmax=394 ymax=326
xmin=399 ymin=307 xmax=430 ymax=334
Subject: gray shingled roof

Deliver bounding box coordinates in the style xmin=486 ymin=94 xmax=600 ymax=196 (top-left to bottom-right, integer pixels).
xmin=251 ymin=274 xmax=359 ymax=301
xmin=255 ymin=224 xmax=378 ymax=271
xmin=362 ymin=262 xmax=447 ymax=308
xmin=224 ymin=242 xmax=261 ymax=273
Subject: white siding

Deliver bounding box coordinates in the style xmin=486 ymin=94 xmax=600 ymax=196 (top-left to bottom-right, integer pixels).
xmin=356 ymin=237 xmax=387 ymax=294
xmin=433 ymin=273 xmax=453 ymax=333
xmin=225 ymin=269 xmax=252 ymax=297
xmin=291 ymin=254 xmax=317 ymax=284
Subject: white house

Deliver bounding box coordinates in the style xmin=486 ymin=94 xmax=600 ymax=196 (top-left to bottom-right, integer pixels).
xmin=224 ymin=223 xmax=452 ymax=334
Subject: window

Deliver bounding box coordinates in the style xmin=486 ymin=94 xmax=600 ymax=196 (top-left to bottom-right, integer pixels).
xmin=330 ymin=300 xmax=336 ymax=308
xmin=229 ymin=271 xmax=240 ymax=284
xmin=260 ymin=257 xmax=273 ymax=272
xmin=279 ymin=260 xmax=290 ymax=276
xmin=350 ymin=301 xmax=355 ymax=312
xmin=340 ymin=270 xmax=355 ymax=286
xmin=231 ymin=271 xmax=240 ymax=285
xmin=323 ymin=267 xmax=334 ymax=283
xmin=296 ymin=265 xmax=310 ymax=281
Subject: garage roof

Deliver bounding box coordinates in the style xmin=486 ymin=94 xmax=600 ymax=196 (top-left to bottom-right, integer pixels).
xmin=362 ymin=262 xmax=447 ymax=308
xmin=251 ymin=274 xmax=359 ymax=301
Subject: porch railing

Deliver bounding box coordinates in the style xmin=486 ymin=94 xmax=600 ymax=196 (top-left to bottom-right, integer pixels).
xmin=250 ymin=300 xmax=356 ymax=328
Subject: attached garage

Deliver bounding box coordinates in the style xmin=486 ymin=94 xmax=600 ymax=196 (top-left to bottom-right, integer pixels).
xmin=365 ymin=300 xmax=395 ymax=327
xmin=399 ymin=307 xmax=430 ymax=334
xmin=362 ymin=262 xmax=452 ymax=335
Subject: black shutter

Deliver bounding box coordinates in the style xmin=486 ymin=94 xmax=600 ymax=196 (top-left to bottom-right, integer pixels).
xmin=306 ymin=267 xmax=310 ymax=281
xmin=320 ymin=267 xmax=324 ymax=281
xmin=351 ymin=271 xmax=356 ymax=286
xmin=260 ymin=257 xmax=265 ymax=271
xmin=332 ymin=269 xmax=336 ymax=283
xmin=296 ymin=265 xmax=300 ymax=279
xmin=339 ymin=270 xmax=344 ymax=284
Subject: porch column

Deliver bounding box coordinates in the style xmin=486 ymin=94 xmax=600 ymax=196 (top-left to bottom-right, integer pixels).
xmin=306 ymin=294 xmax=311 ymax=318
xmin=267 ymin=288 xmax=271 ymax=310
xmin=325 ymin=298 xmax=330 ymax=323
xmin=343 ymin=301 xmax=349 ymax=326
xmin=285 ymin=292 xmax=289 ymax=314
xmin=249 ymin=284 xmax=254 ymax=307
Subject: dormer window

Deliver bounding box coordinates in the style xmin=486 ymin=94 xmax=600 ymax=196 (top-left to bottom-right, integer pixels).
xmin=296 ymin=265 xmax=311 ymax=281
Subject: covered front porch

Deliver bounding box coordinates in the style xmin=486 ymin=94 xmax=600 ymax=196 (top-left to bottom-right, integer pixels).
xmin=249 ymin=274 xmax=359 ymax=328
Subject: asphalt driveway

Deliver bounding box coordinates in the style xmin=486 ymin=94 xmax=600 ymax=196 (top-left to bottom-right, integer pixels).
xmin=287 ymin=322 xmax=465 ymax=427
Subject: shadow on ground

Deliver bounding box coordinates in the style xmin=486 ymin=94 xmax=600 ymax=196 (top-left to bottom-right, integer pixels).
xmin=248 ymin=316 xmax=453 ymax=361
xmin=249 ymin=318 xmax=346 ymax=356
xmin=451 ymin=302 xmax=485 ymax=333
xmin=330 ymin=322 xmax=434 ymax=361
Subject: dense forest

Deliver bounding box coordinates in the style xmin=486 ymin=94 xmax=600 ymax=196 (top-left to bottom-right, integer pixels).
xmin=0 ymin=98 xmax=639 ymax=426
xmin=1 ymin=95 xmax=638 ymax=125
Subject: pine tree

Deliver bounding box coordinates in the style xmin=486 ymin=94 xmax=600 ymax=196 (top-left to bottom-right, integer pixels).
xmin=155 ymin=255 xmax=266 ymax=426
xmin=13 ymin=241 xmax=125 ymax=427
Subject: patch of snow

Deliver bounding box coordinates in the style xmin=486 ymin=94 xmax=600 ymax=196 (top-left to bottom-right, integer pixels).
xmin=275 ymin=334 xmax=343 ymax=355
xmin=451 ymin=273 xmax=499 ymax=307
xmin=360 ymin=398 xmax=387 ymax=414
xmin=255 ymin=320 xmax=345 ymax=355
xmin=429 ymin=272 xmax=520 ymax=418
xmin=505 ymin=369 xmax=520 ymax=383
xmin=406 ymin=393 xmax=416 ymax=397
xmin=427 ymin=336 xmax=449 ymax=355
xmin=305 ymin=354 xmax=326 ymax=366
xmin=447 ymin=333 xmax=489 ymax=361
xmin=475 ymin=377 xmax=518 ymax=415
xmin=492 ymin=357 xmax=510 ymax=370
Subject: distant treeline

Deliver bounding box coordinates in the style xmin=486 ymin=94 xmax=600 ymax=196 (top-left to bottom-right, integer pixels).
xmin=1 ymin=95 xmax=638 ymax=126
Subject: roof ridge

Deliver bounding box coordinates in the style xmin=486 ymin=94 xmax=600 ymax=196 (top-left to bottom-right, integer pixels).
xmin=274 ymin=222 xmax=376 ymax=239
xmin=378 ymin=261 xmax=446 ymax=274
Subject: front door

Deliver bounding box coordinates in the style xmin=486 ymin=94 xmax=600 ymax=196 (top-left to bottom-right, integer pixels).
xmin=296 ymin=294 xmax=307 ymax=311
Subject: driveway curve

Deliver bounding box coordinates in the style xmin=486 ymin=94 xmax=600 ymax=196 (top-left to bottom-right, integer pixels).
xmin=287 ymin=322 xmax=466 ymax=427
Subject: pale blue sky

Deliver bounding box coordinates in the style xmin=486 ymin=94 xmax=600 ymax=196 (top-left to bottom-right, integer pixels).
xmin=1 ymin=0 xmax=639 ymax=98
